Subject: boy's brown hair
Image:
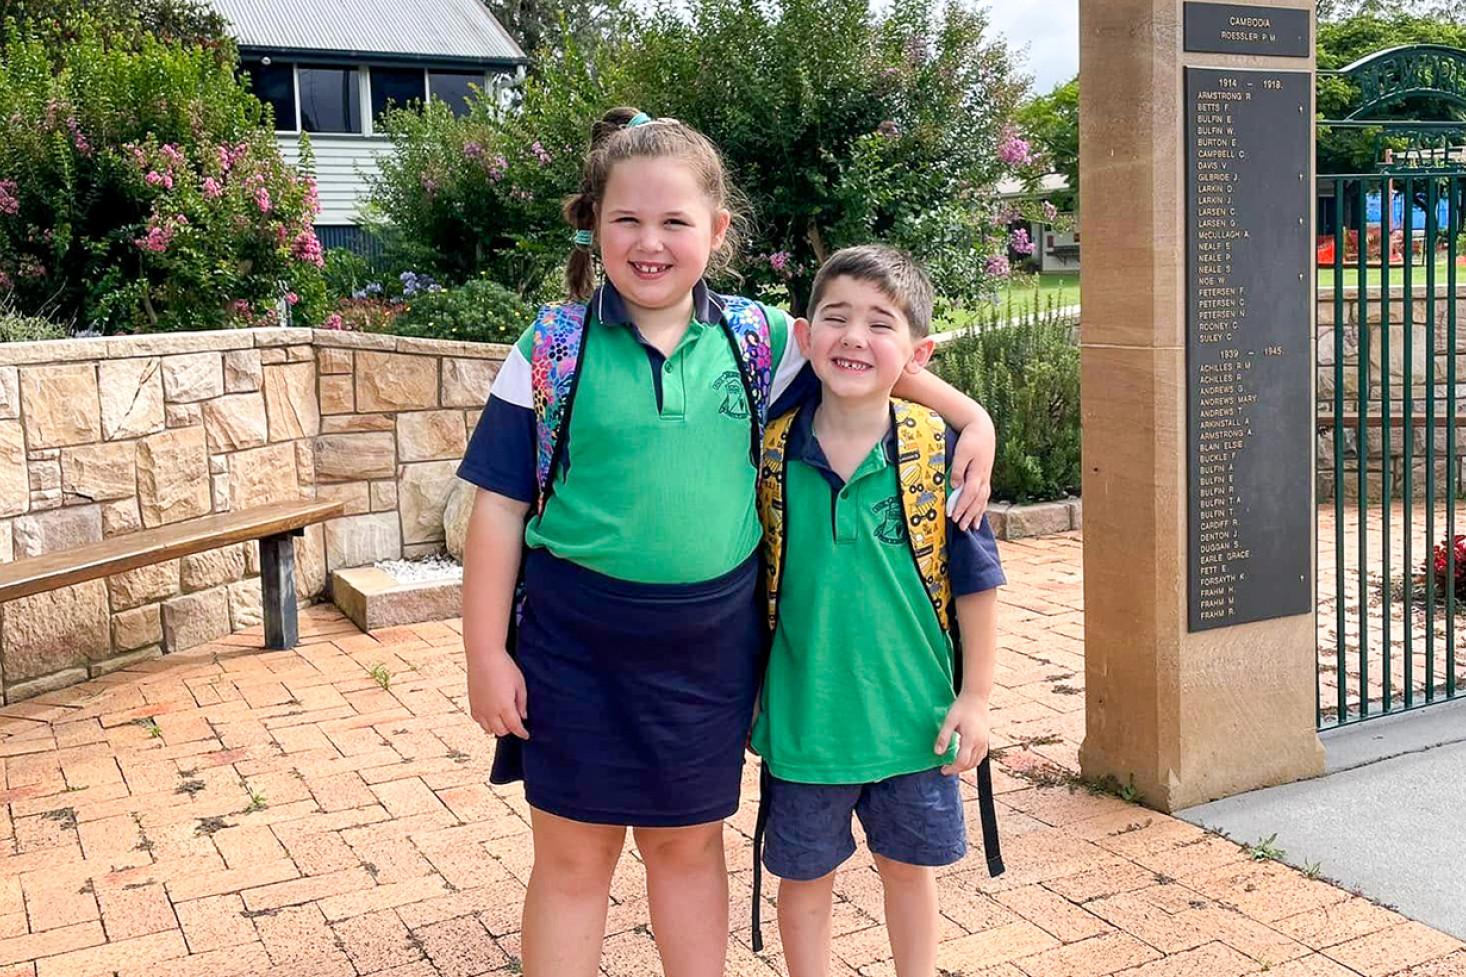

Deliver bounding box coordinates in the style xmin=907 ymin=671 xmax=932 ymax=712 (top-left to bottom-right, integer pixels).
xmin=808 ymin=245 xmax=935 ymax=339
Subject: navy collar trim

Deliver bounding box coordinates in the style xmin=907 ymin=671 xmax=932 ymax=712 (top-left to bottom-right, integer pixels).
xmin=785 ymin=398 xmax=900 ymax=477
xmin=590 ymin=279 xmax=723 ymax=328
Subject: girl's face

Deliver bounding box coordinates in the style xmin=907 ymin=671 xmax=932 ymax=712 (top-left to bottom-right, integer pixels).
xmin=597 ymin=156 xmax=730 ymax=320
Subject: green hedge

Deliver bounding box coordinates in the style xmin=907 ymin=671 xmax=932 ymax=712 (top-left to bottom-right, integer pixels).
xmin=932 ymin=299 xmax=1081 ymax=504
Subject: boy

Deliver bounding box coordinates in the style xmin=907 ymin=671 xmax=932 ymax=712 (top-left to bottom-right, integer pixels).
xmin=751 ymin=245 xmax=1005 ymax=977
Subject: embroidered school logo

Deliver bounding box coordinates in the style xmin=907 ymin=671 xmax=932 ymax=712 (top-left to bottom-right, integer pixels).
xmin=712 ymin=370 xmax=749 ymax=419
xmin=872 ymin=497 xmax=906 ymax=545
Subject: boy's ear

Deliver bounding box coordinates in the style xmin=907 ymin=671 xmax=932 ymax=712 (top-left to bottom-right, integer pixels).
xmin=905 ymin=336 xmax=937 ymax=374
xmin=793 ymin=316 xmax=813 ymax=357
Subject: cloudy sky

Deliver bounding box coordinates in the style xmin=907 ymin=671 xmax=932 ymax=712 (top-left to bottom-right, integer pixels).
xmin=975 ymin=0 xmax=1079 ymax=93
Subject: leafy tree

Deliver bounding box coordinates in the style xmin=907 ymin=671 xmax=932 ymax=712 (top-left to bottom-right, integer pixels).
xmin=1317 ymin=11 xmax=1466 ymax=173
xmin=369 ymin=0 xmax=1044 ymax=314
xmin=0 ymin=0 xmax=229 ymax=50
xmin=486 ymin=0 xmax=623 ymax=66
xmin=1016 ymin=75 xmax=1077 ymax=211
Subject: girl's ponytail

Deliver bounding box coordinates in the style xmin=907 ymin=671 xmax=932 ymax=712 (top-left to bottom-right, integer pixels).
xmin=562 ymin=189 xmax=597 ymax=301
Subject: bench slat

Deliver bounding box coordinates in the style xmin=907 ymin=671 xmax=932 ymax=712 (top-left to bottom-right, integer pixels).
xmin=0 ymin=500 xmax=345 ymax=605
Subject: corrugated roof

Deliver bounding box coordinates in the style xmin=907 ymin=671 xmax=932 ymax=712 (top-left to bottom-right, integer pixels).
xmin=212 ymin=0 xmax=526 ymax=64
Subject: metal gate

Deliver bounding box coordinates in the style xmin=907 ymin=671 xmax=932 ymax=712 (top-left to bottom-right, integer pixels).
xmin=1317 ymin=171 xmax=1466 ymax=728
xmin=1314 ymin=45 xmax=1466 ymax=727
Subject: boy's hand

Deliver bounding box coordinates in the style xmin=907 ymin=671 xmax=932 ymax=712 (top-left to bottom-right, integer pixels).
xmin=934 ymin=693 xmax=990 ymax=775
xmin=467 ymin=648 xmax=529 ymax=739
xmin=949 ymin=425 xmax=993 ymax=530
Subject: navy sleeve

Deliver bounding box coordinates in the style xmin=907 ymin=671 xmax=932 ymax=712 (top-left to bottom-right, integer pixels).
xmin=946 ymin=431 xmax=1006 ymax=596
xmin=458 ymin=395 xmax=537 ymax=504
xmin=769 ymin=361 xmax=820 ymax=418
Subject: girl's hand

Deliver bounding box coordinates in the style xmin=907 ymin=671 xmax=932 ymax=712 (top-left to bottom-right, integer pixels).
xmin=949 ymin=423 xmax=994 ymax=530
xmin=934 ymin=693 xmax=990 ymax=775
xmin=467 ymin=648 xmax=529 ymax=739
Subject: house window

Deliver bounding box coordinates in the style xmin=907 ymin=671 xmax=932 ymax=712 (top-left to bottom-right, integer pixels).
xmin=241 ymin=61 xmax=297 ymax=132
xmin=298 ymin=66 xmax=361 ymax=133
xmin=370 ymin=67 xmax=426 ymax=124
xmin=429 ymin=70 xmax=484 ymax=118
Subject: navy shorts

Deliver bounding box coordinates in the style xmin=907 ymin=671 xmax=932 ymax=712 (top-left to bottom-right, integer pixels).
xmin=761 ymin=768 xmax=966 ymax=880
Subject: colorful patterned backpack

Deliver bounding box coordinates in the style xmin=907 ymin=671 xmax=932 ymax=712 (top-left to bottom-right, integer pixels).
xmin=748 ymin=399 xmax=1005 ymax=950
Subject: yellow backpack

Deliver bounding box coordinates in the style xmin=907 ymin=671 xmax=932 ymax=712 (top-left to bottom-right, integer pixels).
xmin=757 ymin=398 xmax=952 ymax=633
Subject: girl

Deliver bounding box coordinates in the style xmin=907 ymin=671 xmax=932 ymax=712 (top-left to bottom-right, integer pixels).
xmin=458 ymin=107 xmax=994 ymax=977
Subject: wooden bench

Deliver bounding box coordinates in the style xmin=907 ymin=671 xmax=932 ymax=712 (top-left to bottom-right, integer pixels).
xmin=0 ymin=500 xmax=344 ymax=651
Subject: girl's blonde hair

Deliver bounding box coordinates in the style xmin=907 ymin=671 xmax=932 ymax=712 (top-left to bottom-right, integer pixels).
xmin=563 ymin=107 xmax=747 ymax=301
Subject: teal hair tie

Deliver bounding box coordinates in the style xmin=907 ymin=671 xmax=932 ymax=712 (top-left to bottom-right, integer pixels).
xmin=627 ymin=112 xmax=652 ymax=127
xmin=573 ymin=229 xmax=593 ymax=247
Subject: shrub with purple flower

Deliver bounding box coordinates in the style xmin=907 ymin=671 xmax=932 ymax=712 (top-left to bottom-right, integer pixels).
xmin=0 ymin=26 xmax=328 ymax=332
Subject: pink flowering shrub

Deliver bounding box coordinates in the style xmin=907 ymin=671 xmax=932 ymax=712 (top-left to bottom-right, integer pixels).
xmin=0 ymin=25 xmax=327 ymax=332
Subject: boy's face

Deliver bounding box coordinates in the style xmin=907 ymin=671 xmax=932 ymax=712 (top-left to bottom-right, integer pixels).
xmin=796 ymin=275 xmax=935 ymax=402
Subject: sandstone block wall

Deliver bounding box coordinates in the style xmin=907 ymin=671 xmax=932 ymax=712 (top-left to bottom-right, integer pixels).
xmin=1317 ymin=283 xmax=1466 ymax=501
xmin=0 ymin=327 xmax=507 ymax=701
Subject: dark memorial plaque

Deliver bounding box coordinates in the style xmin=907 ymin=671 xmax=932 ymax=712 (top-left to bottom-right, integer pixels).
xmin=1186 ymin=67 xmax=1311 ymax=632
xmin=1184 ymin=3 xmax=1310 ymax=58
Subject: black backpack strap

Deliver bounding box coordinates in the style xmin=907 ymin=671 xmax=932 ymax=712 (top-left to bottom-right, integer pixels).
xmin=976 ymin=755 xmax=1005 ymax=876
xmin=750 ymin=763 xmax=772 ymax=952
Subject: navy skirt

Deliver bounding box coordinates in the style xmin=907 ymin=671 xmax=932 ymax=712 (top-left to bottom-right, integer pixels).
xmin=490 ymin=547 xmax=764 ymax=827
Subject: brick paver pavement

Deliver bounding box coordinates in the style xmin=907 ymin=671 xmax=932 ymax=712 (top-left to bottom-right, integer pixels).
xmin=0 ymin=531 xmax=1461 ymax=976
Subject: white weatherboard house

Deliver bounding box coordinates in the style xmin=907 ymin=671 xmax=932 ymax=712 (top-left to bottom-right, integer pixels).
xmin=211 ymin=0 xmax=527 ymax=249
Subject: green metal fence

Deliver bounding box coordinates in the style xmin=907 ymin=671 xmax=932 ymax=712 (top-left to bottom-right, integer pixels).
xmin=1317 ymin=171 xmax=1466 ymax=728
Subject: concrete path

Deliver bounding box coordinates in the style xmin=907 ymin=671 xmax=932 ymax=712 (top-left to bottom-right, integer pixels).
xmin=1180 ymin=698 xmax=1466 ymax=944
xmin=0 ymin=531 xmax=1460 ymax=975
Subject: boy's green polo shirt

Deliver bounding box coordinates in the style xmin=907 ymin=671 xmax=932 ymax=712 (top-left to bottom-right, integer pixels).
xmin=751 ymin=403 xmax=1007 ymax=785
xmin=460 ymin=281 xmax=803 ymax=585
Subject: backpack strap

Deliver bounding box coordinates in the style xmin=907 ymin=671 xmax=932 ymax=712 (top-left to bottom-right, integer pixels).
xmin=718 ymin=296 xmax=775 ymax=464
xmin=529 ymin=302 xmax=590 ymax=514
xmin=757 ymin=409 xmax=797 ymax=633
xmin=892 ymin=399 xmax=951 ymax=630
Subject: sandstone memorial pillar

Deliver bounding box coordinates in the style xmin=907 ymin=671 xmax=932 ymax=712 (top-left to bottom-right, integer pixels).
xmin=1078 ymin=0 xmax=1325 ymax=811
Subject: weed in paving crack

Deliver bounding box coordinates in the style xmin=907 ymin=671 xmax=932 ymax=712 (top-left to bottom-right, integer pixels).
xmin=368 ymin=663 xmax=392 ymax=690
xmin=1050 ymin=684 xmax=1083 ymax=696
xmin=243 ymin=788 xmax=268 ymax=814
xmin=175 ymin=780 xmax=206 ymax=797
xmin=446 ymin=748 xmax=469 ymax=763
xmin=1245 ymin=833 xmax=1286 ymax=862
xmin=132 ymin=813 xmax=154 ymax=852
xmin=62 ymin=784 xmax=85 ymax=793
xmin=195 ymin=816 xmax=230 ymax=836
xmin=41 ymin=808 xmax=77 ymax=831
xmin=133 ymin=716 xmax=163 ymax=738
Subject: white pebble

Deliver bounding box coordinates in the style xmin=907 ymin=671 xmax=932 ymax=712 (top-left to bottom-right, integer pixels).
xmin=374 ymin=554 xmax=464 ymax=583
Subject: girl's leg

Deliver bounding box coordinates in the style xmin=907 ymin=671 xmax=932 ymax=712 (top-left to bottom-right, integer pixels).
xmin=873 ymin=854 xmax=939 ymax=977
xmin=776 ymin=872 xmax=837 ymax=977
xmin=631 ymin=821 xmax=729 ymax=977
xmin=522 ymin=806 xmax=626 ymax=977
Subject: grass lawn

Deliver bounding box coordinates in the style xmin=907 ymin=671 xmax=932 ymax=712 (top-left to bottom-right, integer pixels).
xmin=1317 ymin=258 xmax=1461 ymax=289
xmin=936 ymin=271 xmax=1081 ymax=333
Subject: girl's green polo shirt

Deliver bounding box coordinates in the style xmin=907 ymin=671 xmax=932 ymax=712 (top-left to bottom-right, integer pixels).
xmin=459 ymin=282 xmax=806 ymax=585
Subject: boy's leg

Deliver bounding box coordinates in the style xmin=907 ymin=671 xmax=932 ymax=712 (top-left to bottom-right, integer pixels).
xmin=855 ymin=769 xmax=967 ymax=977
xmin=872 ymin=854 xmax=939 ymax=977
xmin=761 ymin=775 xmax=863 ymax=977
xmin=778 ymin=872 xmax=837 ymax=977
xmin=633 ymin=821 xmax=728 ymax=977
xmin=523 ymin=806 xmax=627 ymax=977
